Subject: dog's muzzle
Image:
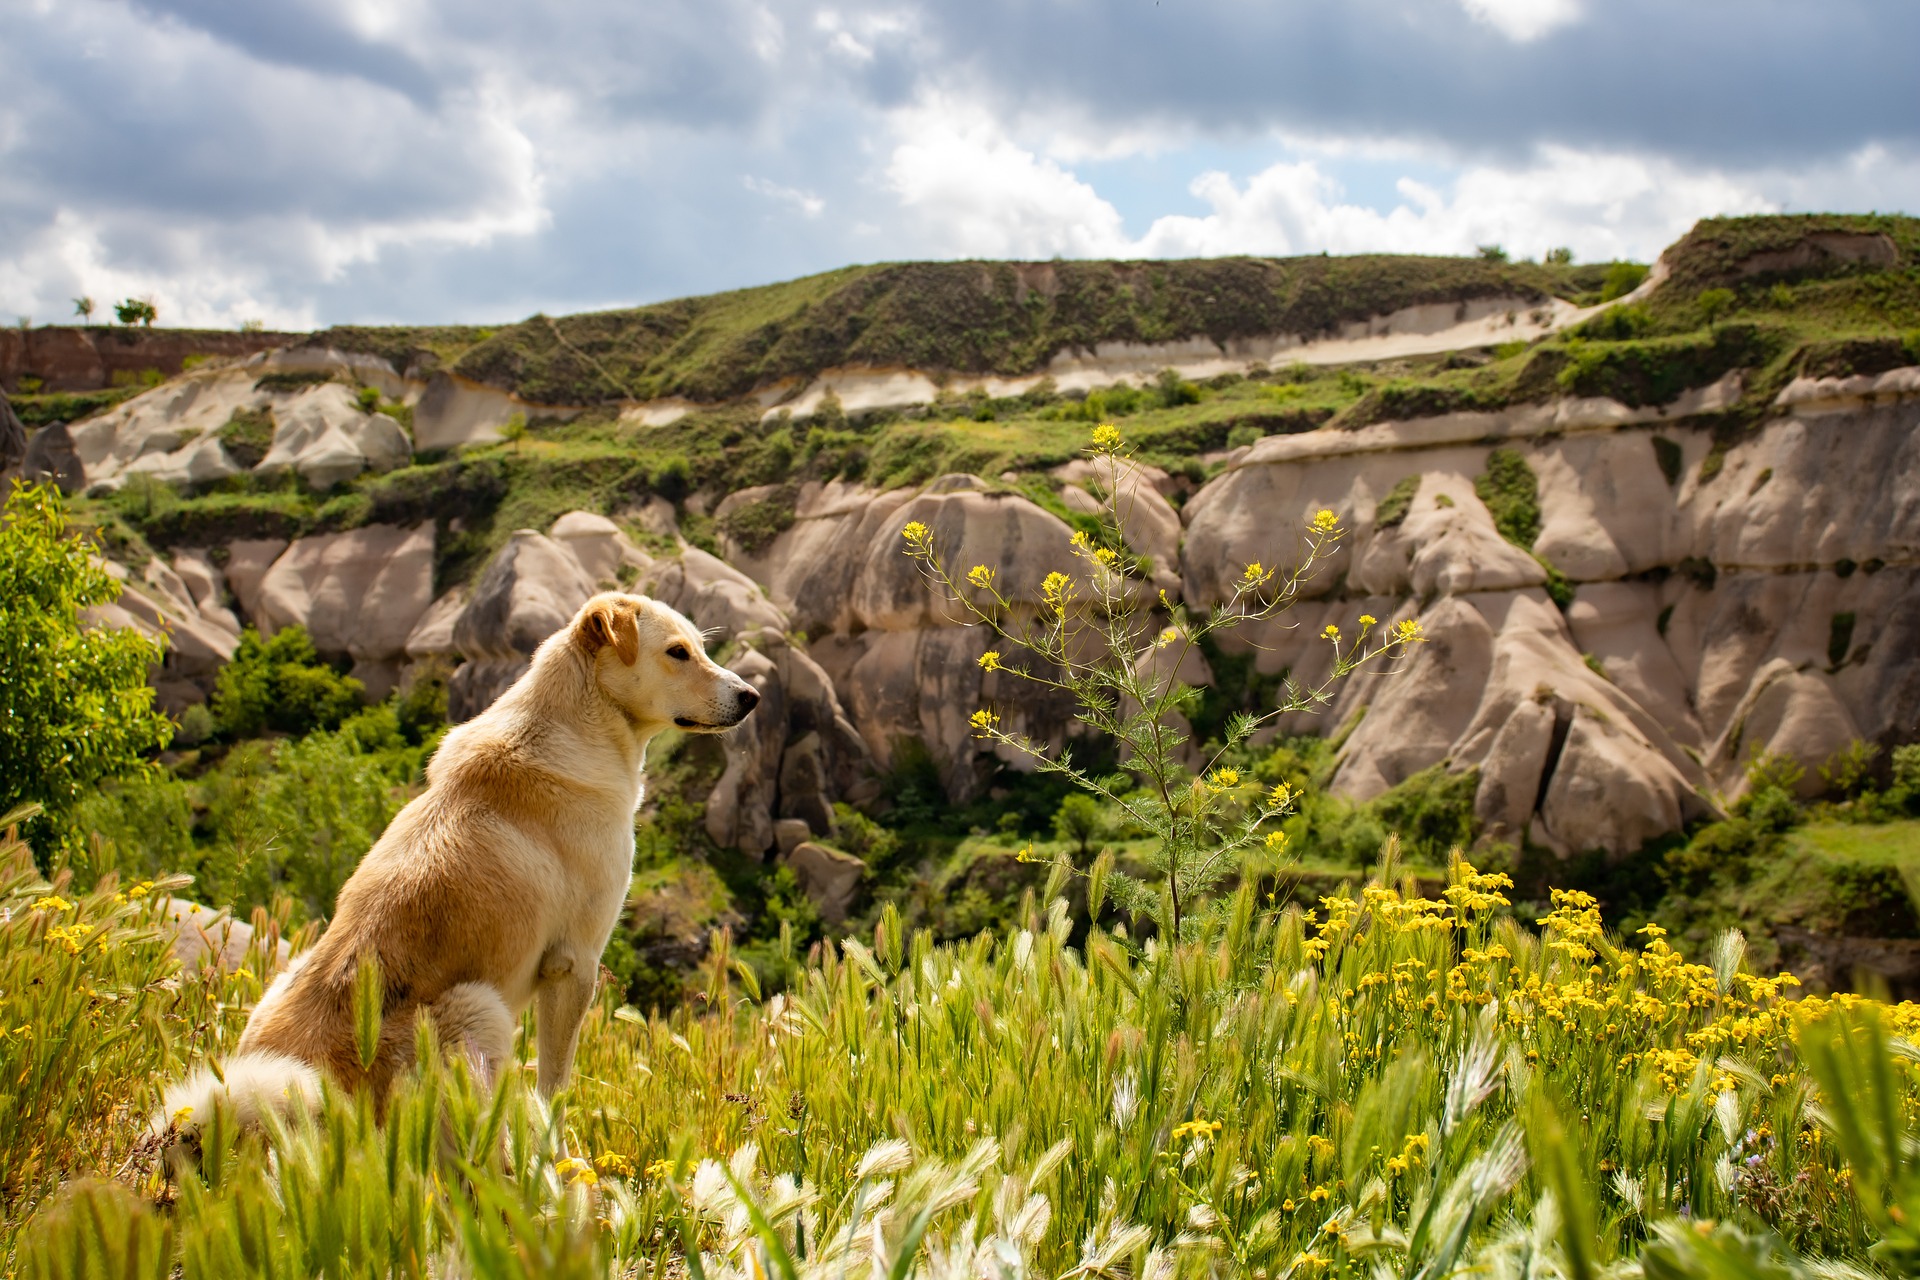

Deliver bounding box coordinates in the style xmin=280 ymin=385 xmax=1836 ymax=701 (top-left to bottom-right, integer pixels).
xmin=674 ymin=685 xmax=759 ymax=731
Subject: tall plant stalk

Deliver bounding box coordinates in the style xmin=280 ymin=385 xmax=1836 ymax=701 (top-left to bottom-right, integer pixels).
xmin=901 ymin=423 xmax=1424 ymax=937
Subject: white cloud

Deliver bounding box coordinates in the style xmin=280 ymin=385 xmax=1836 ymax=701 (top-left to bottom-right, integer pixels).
xmin=878 ymin=102 xmax=1788 ymax=267
xmin=1133 ymin=145 xmax=1776 ymax=262
xmin=744 ymin=175 xmax=825 ymax=217
xmin=1455 ymin=0 xmax=1583 ymax=42
xmin=883 ymin=99 xmax=1129 ymax=258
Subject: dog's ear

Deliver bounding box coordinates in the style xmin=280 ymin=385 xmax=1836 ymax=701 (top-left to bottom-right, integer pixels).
xmin=576 ymin=598 xmax=640 ymax=666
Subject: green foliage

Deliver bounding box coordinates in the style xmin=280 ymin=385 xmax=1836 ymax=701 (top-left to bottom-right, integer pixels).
xmin=1474 ymin=448 xmax=1541 ymax=549
xmin=211 ymin=626 xmax=364 ymax=740
xmin=1050 ymin=794 xmax=1105 ymax=857
xmin=1555 ymin=322 xmax=1784 ymax=407
xmin=1476 ymin=243 xmax=1509 ymax=263
xmin=1368 ymin=763 xmax=1480 ymax=863
xmin=251 ymin=370 xmax=333 ymax=395
xmin=1375 ymin=473 xmax=1420 ymax=529
xmin=718 ymin=485 xmax=798 ymax=553
xmin=216 ymin=408 xmax=274 ymax=469
xmin=1696 ymin=286 xmax=1738 ymax=323
xmin=1600 ymin=261 xmax=1650 ymax=301
xmin=112 ymin=298 xmax=157 ymax=327
xmin=0 ymin=483 xmax=172 ymax=853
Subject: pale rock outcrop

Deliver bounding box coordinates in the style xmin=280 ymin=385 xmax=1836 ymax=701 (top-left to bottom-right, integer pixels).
xmin=256 ymin=383 xmax=411 ymax=490
xmin=719 ymin=481 xmax=916 ymax=635
xmin=256 ymin=524 xmax=435 ymax=698
xmin=223 ymin=539 xmax=290 ymax=622
xmin=643 ymin=546 xmax=786 ymax=642
xmin=160 ymin=899 xmax=293 ymax=974
xmin=85 ymin=557 xmax=241 ymax=710
xmin=1707 ymin=660 xmax=1862 ymax=800
xmin=784 ymin=842 xmax=866 ymax=924
xmin=704 ymin=634 xmax=877 ymax=854
xmin=447 ymin=530 xmax=598 ymax=720
xmin=405 ymin=588 xmax=469 ymax=663
xmin=1051 ymin=456 xmax=1183 ymax=593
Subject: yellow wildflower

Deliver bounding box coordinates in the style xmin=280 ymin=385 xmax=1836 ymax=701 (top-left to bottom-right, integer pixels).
xmin=901 ymin=520 xmax=931 ymax=547
xmin=1394 ymin=618 xmax=1426 ymax=645
xmin=1241 ymin=561 xmax=1265 ymax=584
xmin=1041 ymin=571 xmax=1073 ymax=612
xmin=30 ymin=895 xmax=74 ymax=914
xmin=594 ymin=1151 xmax=635 ymax=1177
xmin=1321 ymin=624 xmax=1340 ymax=642
xmin=644 ymin=1159 xmax=675 ymax=1181
xmin=1265 ymin=830 xmax=1289 ymax=853
xmin=556 ymin=1157 xmax=599 ymax=1186
xmin=1269 ymin=782 xmax=1293 ymax=808
xmin=1157 ymin=626 xmax=1181 ymax=647
xmin=1171 ymin=1118 xmax=1222 ymax=1142
xmin=1311 ymin=509 xmax=1340 ymax=533
xmin=967 ymin=564 xmax=994 ymax=589
xmin=1358 ymin=613 xmax=1376 ymax=626
xmin=1091 ymin=423 xmax=1122 ymax=449
xmin=46 ymin=924 xmax=93 ymax=955
xmin=969 ymin=708 xmax=1001 ymax=734
xmin=1209 ymin=768 xmax=1239 ymax=788
xmin=978 ymin=650 xmax=1002 ymax=671
xmin=1070 ymin=530 xmax=1091 ymax=551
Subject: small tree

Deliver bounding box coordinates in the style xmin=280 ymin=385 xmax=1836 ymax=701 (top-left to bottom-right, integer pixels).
xmin=212 ymin=625 xmax=363 ymax=740
xmin=73 ymin=296 xmax=95 ymax=325
xmin=113 ymin=298 xmax=157 ymax=327
xmin=1476 ymin=244 xmax=1509 ymax=263
xmin=902 ymin=425 xmax=1423 ymax=937
xmin=0 ymin=481 xmax=173 ymax=854
xmin=1545 ymin=247 xmax=1574 ymax=266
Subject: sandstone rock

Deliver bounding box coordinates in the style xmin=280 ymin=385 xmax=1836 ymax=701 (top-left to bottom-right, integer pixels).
xmin=447 ymin=530 xmax=597 ymax=719
xmin=257 ymin=524 xmax=435 ymax=697
xmin=852 ymin=485 xmax=1079 ymax=632
xmin=169 ymin=548 xmax=241 ymax=633
xmin=257 ymin=383 xmax=411 ymax=489
xmin=223 ymin=538 xmax=290 ymax=622
xmin=405 ymin=587 xmax=469 ymax=661
xmin=703 ymin=647 xmax=787 ymax=855
xmin=159 ymin=899 xmax=292 ymax=974
xmin=0 ymin=390 xmax=25 ymax=479
xmin=550 ymin=510 xmax=645 ymax=585
xmin=784 ymin=842 xmax=865 ymax=925
xmin=642 ymin=546 xmax=786 ymax=642
xmin=774 ymin=819 xmax=812 ymax=856
xmin=1708 ymin=659 xmax=1862 ymax=800
xmin=21 ymin=421 xmax=83 ymax=494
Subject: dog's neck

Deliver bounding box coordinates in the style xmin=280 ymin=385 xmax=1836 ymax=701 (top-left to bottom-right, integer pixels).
xmin=472 ymin=642 xmax=663 ymax=808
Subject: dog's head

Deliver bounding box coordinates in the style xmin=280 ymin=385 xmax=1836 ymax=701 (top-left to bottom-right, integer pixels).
xmin=571 ymin=592 xmax=759 ymax=732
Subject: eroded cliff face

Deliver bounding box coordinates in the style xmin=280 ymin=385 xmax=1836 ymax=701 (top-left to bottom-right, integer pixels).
xmin=85 ymin=362 xmax=1920 ymax=862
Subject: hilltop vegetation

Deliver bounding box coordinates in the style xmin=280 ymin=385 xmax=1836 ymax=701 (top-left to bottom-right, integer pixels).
xmin=313 ymin=253 xmax=1609 ymax=406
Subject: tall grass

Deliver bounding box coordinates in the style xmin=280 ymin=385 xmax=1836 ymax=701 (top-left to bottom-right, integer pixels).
xmin=9 ymin=818 xmax=1920 ymax=1276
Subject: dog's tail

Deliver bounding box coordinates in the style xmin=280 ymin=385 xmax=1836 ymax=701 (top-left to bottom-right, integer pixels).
xmin=150 ymin=1051 xmax=323 ymax=1152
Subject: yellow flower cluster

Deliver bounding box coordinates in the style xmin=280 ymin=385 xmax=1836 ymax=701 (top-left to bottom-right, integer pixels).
xmin=967 ymin=564 xmax=994 ymax=589
xmin=593 ymin=1151 xmax=635 ymax=1177
xmin=969 ymin=708 xmax=1000 ymax=735
xmin=46 ymin=923 xmax=94 ymax=955
xmin=555 ymin=1156 xmax=599 ymax=1186
xmin=901 ymin=520 xmax=931 ymax=549
xmin=1171 ymin=1117 xmax=1222 ymax=1143
xmin=1041 ymin=571 xmax=1073 ymax=613
xmin=978 ymin=650 xmax=1002 ymax=671
xmin=30 ymin=894 xmax=74 ymax=914
xmin=1091 ymin=423 xmax=1123 ymax=449
xmin=1208 ymin=769 xmax=1239 ymax=788
xmin=1311 ymin=509 xmax=1340 ymax=533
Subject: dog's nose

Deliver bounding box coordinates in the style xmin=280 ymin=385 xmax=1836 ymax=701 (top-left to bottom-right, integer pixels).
xmin=736 ymin=687 xmax=760 ymax=715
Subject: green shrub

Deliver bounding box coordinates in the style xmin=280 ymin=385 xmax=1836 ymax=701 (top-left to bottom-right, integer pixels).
xmin=1474 ymin=448 xmax=1540 ymax=549
xmin=1374 ymin=474 xmax=1420 ymax=530
xmin=211 ymin=626 xmax=363 ymax=740
xmin=217 ymin=407 xmax=275 ymax=469
xmin=0 ymin=484 xmax=172 ymax=854
xmin=1600 ymin=261 xmax=1650 ymax=301
xmin=718 ymin=485 xmax=798 ymax=553
xmin=252 ymin=370 xmax=333 ymax=395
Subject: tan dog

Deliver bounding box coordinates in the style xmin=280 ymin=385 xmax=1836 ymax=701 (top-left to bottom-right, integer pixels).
xmin=157 ymin=592 xmax=758 ymax=1135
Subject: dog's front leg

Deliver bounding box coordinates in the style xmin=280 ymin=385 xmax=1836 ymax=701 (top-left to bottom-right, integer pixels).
xmin=535 ymin=949 xmax=597 ymax=1097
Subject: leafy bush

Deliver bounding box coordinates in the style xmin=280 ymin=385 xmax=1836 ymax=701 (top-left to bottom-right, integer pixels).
xmin=1474 ymin=447 xmax=1540 ymax=549
xmin=1600 ymin=261 xmax=1650 ymax=301
xmin=718 ymin=485 xmax=798 ymax=553
xmin=1374 ymin=473 xmax=1420 ymax=529
xmin=0 ymin=483 xmax=172 ymax=853
xmin=211 ymin=626 xmax=363 ymax=740
xmin=216 ymin=408 xmax=274 ymax=469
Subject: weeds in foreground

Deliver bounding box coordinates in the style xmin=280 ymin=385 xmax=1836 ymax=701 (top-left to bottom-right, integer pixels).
xmin=10 ymin=806 xmax=1920 ymax=1276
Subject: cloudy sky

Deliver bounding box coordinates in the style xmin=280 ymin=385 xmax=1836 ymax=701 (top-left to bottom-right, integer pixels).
xmin=2 ymin=0 xmax=1913 ymax=329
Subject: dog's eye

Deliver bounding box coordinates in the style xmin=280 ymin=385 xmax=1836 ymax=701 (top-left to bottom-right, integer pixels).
xmin=666 ymin=644 xmax=691 ymax=661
